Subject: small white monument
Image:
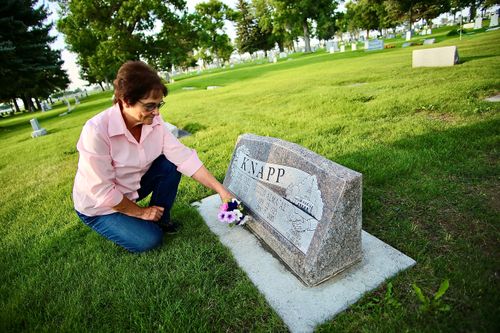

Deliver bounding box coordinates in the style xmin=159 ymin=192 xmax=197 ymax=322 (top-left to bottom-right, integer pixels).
xmin=30 ymin=118 xmax=47 ymax=138
xmin=490 ymin=13 xmax=499 ymax=27
xmin=406 ymin=30 xmax=412 ymax=41
xmin=351 ymin=43 xmax=357 ymax=51
xmin=474 ymin=17 xmax=483 ymax=29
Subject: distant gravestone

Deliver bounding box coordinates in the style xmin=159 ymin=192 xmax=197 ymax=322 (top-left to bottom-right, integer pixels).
xmin=30 ymin=118 xmax=47 ymax=138
xmin=206 ymin=86 xmax=221 ymax=90
xmin=406 ymin=30 xmax=412 ymax=41
xmin=474 ymin=17 xmax=483 ymax=29
xmin=402 ymin=42 xmax=412 ymax=48
xmin=463 ymin=22 xmax=475 ymax=29
xmin=364 ymin=39 xmax=384 ymax=51
xmin=351 ymin=43 xmax=357 ymax=51
xmin=340 ymin=45 xmax=345 ymax=52
xmin=412 ymin=46 xmax=459 ymax=67
xmin=326 ymin=41 xmax=339 ymax=53
xmin=423 ymin=38 xmax=435 ymax=45
xmin=426 ymin=28 xmax=432 ymax=35
xmin=279 ymin=52 xmax=287 ymax=59
xmin=223 ymin=134 xmax=363 ymax=286
xmin=490 ymin=13 xmax=499 ymax=27
xmin=386 ymin=33 xmax=396 ymax=39
xmin=75 ymin=96 xmax=80 ymax=105
xmin=163 ymin=121 xmax=179 ymax=138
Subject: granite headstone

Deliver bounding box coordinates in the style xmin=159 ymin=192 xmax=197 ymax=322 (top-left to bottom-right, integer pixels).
xmin=223 ymin=134 xmax=363 ymax=286
xmin=412 ymin=46 xmax=459 ymax=67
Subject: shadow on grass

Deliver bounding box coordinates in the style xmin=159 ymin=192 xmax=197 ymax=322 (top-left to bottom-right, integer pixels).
xmin=459 ymin=54 xmax=498 ymax=63
xmin=315 ymin=118 xmax=499 ymax=332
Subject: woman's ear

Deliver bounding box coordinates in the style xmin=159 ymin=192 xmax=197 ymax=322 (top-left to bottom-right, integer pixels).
xmin=122 ymin=99 xmax=131 ymax=108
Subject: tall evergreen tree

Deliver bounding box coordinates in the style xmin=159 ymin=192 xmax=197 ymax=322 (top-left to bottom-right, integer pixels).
xmin=0 ymin=0 xmax=69 ymax=111
xmin=235 ymin=0 xmax=274 ymax=55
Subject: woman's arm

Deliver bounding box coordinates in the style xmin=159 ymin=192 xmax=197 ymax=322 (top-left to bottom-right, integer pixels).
xmin=191 ymin=165 xmax=233 ymax=202
xmin=112 ymin=197 xmax=164 ymax=221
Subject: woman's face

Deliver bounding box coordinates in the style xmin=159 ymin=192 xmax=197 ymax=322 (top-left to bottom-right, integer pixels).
xmin=122 ymin=92 xmax=164 ymax=126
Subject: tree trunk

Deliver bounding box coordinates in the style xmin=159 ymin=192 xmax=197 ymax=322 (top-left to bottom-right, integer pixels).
xmin=34 ymin=98 xmax=42 ymax=111
xmin=278 ymin=40 xmax=284 ymax=52
xmin=48 ymin=96 xmax=53 ymax=104
xmin=99 ymin=82 xmax=105 ymax=91
xmin=12 ymin=99 xmax=20 ymax=113
xmin=303 ymin=20 xmax=311 ymax=53
xmin=366 ymin=29 xmax=370 ymax=39
xmin=21 ymin=95 xmax=29 ymax=112
xmin=470 ymin=1 xmax=477 ymax=20
xmin=409 ymin=6 xmax=413 ymax=31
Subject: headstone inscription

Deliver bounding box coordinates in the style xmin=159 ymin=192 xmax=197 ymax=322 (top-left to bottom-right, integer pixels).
xmin=412 ymin=46 xmax=459 ymax=67
xmin=30 ymin=118 xmax=47 ymax=138
xmin=490 ymin=13 xmax=499 ymax=27
xmin=223 ymin=134 xmax=363 ymax=287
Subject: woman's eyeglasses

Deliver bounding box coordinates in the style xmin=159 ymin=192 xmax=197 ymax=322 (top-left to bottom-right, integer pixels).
xmin=138 ymin=100 xmax=165 ymax=112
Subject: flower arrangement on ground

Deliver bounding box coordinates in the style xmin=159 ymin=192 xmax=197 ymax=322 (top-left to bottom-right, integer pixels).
xmin=217 ymin=198 xmax=248 ymax=226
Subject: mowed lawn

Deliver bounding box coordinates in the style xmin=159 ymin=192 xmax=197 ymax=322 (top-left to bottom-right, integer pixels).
xmin=1 ymin=29 xmax=499 ymax=332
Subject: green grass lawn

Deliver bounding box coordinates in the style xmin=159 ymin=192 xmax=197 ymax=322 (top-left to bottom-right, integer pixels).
xmin=1 ymin=29 xmax=499 ymax=332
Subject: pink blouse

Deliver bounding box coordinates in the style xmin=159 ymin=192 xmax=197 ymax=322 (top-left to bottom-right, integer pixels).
xmin=73 ymin=104 xmax=202 ymax=216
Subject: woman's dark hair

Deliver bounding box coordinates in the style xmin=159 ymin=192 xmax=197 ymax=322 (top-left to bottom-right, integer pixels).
xmin=113 ymin=61 xmax=168 ymax=106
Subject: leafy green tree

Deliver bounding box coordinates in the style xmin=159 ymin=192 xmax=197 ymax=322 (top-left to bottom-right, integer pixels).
xmin=345 ymin=0 xmax=395 ymax=38
xmin=272 ymin=0 xmax=338 ymax=53
xmin=193 ymin=0 xmax=236 ymax=66
xmin=384 ymin=0 xmax=449 ymax=30
xmin=57 ymin=0 xmax=190 ymax=87
xmin=0 ymin=0 xmax=69 ymax=111
xmin=253 ymin=0 xmax=294 ymax=52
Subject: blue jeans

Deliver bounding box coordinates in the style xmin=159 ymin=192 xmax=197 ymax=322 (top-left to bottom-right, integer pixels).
xmin=76 ymin=155 xmax=182 ymax=253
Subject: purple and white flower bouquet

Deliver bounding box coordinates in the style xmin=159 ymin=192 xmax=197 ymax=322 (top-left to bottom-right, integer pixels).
xmin=217 ymin=198 xmax=248 ymax=226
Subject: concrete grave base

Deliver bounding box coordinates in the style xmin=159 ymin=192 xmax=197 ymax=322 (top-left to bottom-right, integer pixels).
xmin=193 ymin=194 xmax=416 ymax=333
xmin=31 ymin=128 xmax=47 ymax=138
xmin=484 ymin=93 xmax=500 ymax=102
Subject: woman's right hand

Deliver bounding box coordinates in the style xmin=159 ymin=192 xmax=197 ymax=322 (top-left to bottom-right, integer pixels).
xmin=140 ymin=206 xmax=164 ymax=221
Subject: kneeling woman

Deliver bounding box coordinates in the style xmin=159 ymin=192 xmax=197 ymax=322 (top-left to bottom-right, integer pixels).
xmin=73 ymin=61 xmax=232 ymax=253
